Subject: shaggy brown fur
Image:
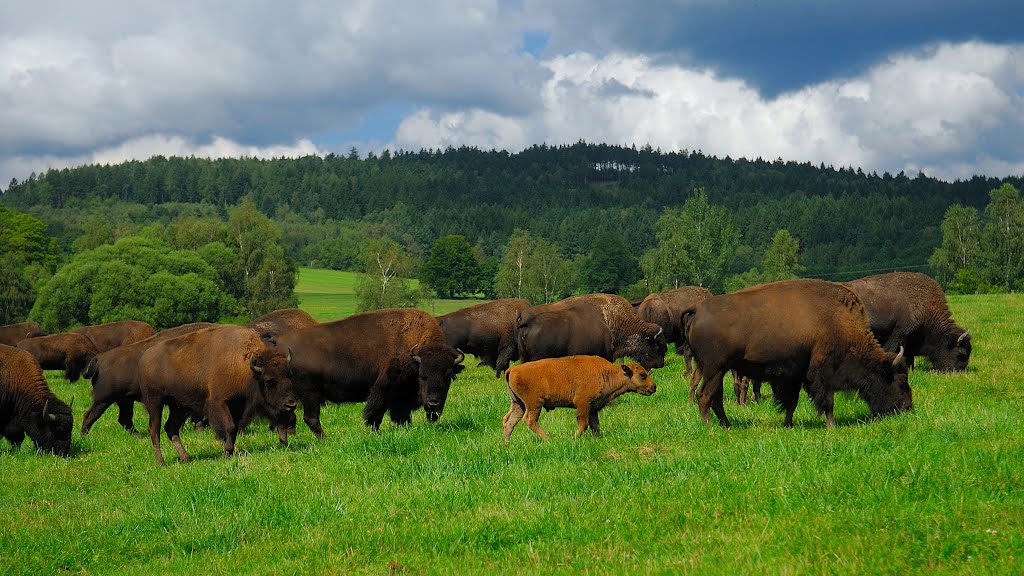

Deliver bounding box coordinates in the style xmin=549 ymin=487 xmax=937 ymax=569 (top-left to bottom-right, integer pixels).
xmin=276 ymin=308 xmax=465 ymax=435
xmin=0 ymin=322 xmax=46 ymax=346
xmin=438 ymin=298 xmax=530 ymax=377
xmin=246 ymin=308 xmax=318 ymax=342
xmin=0 ymin=344 xmax=73 ymax=456
xmin=637 ymin=286 xmax=713 ymax=374
xmin=74 ymin=320 xmax=156 ymax=353
xmin=138 ymin=325 xmax=296 ymax=465
xmin=80 ymin=322 xmax=217 ymax=435
xmin=502 ymin=356 xmax=656 ymax=441
xmin=518 ymin=293 xmax=666 ymax=369
xmin=683 ymin=279 xmax=912 ymax=428
xmin=843 ymin=272 xmax=971 ymax=371
xmin=16 ymin=333 xmax=98 ymax=382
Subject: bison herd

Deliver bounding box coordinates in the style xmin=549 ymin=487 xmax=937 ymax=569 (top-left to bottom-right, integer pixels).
xmin=0 ymin=272 xmax=972 ymax=463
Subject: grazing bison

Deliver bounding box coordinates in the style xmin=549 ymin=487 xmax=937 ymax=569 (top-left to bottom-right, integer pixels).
xmin=683 ymin=279 xmax=912 ymax=428
xmin=518 ymin=293 xmax=666 ymax=370
xmin=138 ymin=325 xmax=297 ymax=465
xmin=247 ymin=308 xmax=318 ymax=342
xmin=275 ymin=308 xmax=465 ymax=435
xmin=74 ymin=320 xmax=156 ymax=353
xmin=517 ymin=303 xmax=614 ymax=363
xmin=0 ymin=321 xmax=46 ymax=346
xmin=637 ymin=286 xmax=713 ymax=374
xmin=438 ymin=298 xmax=530 ymax=377
xmin=0 ymin=344 xmax=74 ymax=456
xmin=80 ymin=322 xmax=217 ymax=436
xmin=502 ymin=356 xmax=657 ymax=441
xmin=843 ymin=272 xmax=972 ymax=372
xmin=16 ymin=333 xmax=98 ymax=382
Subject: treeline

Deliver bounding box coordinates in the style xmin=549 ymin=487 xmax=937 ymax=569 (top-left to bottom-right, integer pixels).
xmin=5 ymin=143 xmax=1021 ymax=282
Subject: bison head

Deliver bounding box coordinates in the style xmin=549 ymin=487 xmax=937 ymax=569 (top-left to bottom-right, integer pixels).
xmin=862 ymin=347 xmax=913 ymax=418
xmin=411 ymin=342 xmax=465 ymax=422
xmin=249 ymin=347 xmax=298 ymax=422
xmin=626 ymin=324 xmax=668 ymax=370
xmin=622 ymin=363 xmax=657 ymax=396
xmin=929 ymin=329 xmax=972 ymax=372
xmin=31 ymin=397 xmax=74 ymax=457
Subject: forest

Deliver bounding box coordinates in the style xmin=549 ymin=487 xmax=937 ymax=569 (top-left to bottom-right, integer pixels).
xmin=2 ymin=142 xmax=1022 ymax=328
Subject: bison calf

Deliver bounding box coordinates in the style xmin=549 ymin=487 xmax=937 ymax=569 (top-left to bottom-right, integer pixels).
xmin=502 ymin=356 xmax=656 ymax=441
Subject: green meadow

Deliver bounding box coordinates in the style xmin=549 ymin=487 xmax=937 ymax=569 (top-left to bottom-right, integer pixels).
xmin=295 ymin=267 xmax=484 ymax=321
xmin=1 ymin=291 xmax=1022 ymax=575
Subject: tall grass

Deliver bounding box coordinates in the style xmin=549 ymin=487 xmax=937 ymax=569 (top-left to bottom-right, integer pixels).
xmin=1 ymin=294 xmax=1021 ymax=574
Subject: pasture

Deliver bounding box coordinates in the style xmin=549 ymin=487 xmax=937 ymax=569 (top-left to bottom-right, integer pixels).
xmin=296 ymin=267 xmax=484 ymax=321
xmin=2 ymin=293 xmax=1022 ymax=575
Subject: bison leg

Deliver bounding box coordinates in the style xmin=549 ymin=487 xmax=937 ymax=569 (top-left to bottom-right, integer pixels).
xmin=80 ymin=400 xmax=113 ymax=436
xmin=752 ymin=380 xmax=763 ymax=403
xmin=574 ymin=402 xmax=592 ymax=439
xmin=587 ymin=407 xmax=602 ymax=437
xmin=363 ymin=386 xmax=388 ymax=431
xmin=116 ymin=399 xmax=140 ymax=435
xmin=164 ymin=404 xmax=191 ymax=463
xmin=502 ymin=388 xmax=526 ymax=443
xmin=697 ymin=370 xmax=731 ymax=428
xmin=494 ymin=343 xmax=518 ymax=378
xmin=523 ymin=404 xmax=549 ymax=441
xmin=145 ymin=401 xmax=165 ymax=466
xmin=301 ymin=398 xmax=326 ymax=439
xmin=688 ymin=367 xmax=703 ymax=404
xmin=3 ymin=427 xmax=25 ymax=450
xmin=732 ymin=371 xmax=748 ymax=406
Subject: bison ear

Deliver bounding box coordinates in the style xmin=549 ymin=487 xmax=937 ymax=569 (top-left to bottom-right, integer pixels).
xmin=621 ymin=364 xmax=633 ymax=378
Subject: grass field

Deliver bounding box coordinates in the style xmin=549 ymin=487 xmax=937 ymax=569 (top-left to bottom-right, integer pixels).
xmin=295 ymin=267 xmax=485 ymax=321
xmin=2 ymin=292 xmax=1022 ymax=574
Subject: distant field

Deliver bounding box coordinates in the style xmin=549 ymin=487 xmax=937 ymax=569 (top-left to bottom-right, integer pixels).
xmin=295 ymin=267 xmax=485 ymax=321
xmin=2 ymin=293 xmax=1022 ymax=574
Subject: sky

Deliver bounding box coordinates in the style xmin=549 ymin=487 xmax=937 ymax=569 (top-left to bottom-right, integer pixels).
xmin=2 ymin=0 xmax=1023 ymax=190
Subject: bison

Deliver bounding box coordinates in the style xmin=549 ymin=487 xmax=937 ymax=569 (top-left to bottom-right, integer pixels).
xmin=138 ymin=325 xmax=297 ymax=465
xmin=16 ymin=333 xmax=98 ymax=382
xmin=438 ymin=298 xmax=530 ymax=377
xmin=843 ymin=272 xmax=972 ymax=372
xmin=517 ymin=303 xmax=614 ymax=363
xmin=246 ymin=308 xmax=318 ymax=342
xmin=637 ymin=286 xmax=713 ymax=374
xmin=502 ymin=356 xmax=657 ymax=441
xmin=518 ymin=293 xmax=666 ymax=370
xmin=0 ymin=344 xmax=74 ymax=456
xmin=0 ymin=321 xmax=46 ymax=346
xmin=275 ymin=308 xmax=465 ymax=435
xmin=80 ymin=322 xmax=217 ymax=436
xmin=74 ymin=320 xmax=156 ymax=353
xmin=683 ymin=279 xmax=912 ymax=428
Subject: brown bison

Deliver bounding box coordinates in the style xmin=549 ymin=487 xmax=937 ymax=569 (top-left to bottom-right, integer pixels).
xmin=74 ymin=320 xmax=156 ymax=353
xmin=138 ymin=325 xmax=297 ymax=465
xmin=637 ymin=286 xmax=713 ymax=374
xmin=275 ymin=308 xmax=465 ymax=435
xmin=246 ymin=308 xmax=318 ymax=342
xmin=80 ymin=322 xmax=217 ymax=436
xmin=843 ymin=272 xmax=972 ymax=371
xmin=518 ymin=293 xmax=666 ymax=370
xmin=16 ymin=333 xmax=98 ymax=382
xmin=517 ymin=303 xmax=614 ymax=363
xmin=438 ymin=298 xmax=530 ymax=377
xmin=0 ymin=344 xmax=74 ymax=456
xmin=683 ymin=279 xmax=912 ymax=428
xmin=0 ymin=321 xmax=46 ymax=346
xmin=502 ymin=356 xmax=657 ymax=441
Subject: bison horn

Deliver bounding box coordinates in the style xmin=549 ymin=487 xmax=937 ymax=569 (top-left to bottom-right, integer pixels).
xmin=957 ymin=331 xmax=970 ymax=345
xmin=43 ymin=399 xmax=58 ymax=422
xmin=250 ymin=354 xmax=264 ymax=375
xmin=654 ymin=327 xmax=663 ymax=339
xmin=411 ymin=345 xmax=421 ymax=365
xmin=893 ymin=346 xmax=905 ymax=367
xmin=286 ymin=346 xmax=292 ymax=365
xmin=454 ymin=348 xmax=465 ymax=365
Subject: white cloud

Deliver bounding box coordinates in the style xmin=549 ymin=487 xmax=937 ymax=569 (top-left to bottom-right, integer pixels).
xmin=391 ymin=42 xmax=1024 ymax=181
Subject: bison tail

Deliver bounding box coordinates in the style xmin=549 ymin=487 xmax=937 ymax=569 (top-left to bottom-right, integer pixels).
xmin=82 ymin=357 xmax=98 ymax=381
